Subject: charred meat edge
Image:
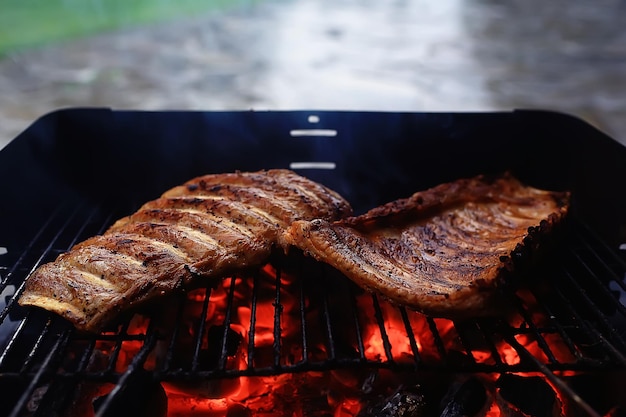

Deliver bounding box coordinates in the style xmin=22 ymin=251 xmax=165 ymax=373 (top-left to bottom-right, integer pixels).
xmin=283 ymin=173 xmax=570 ymax=318
xmin=18 ymin=169 xmax=353 ymax=332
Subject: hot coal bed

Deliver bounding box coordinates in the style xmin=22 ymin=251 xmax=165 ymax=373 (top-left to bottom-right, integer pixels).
xmin=1 ymin=109 xmax=625 ymax=417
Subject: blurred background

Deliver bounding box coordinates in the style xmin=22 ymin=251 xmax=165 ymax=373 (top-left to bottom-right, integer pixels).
xmin=1 ymin=0 xmax=626 ymax=149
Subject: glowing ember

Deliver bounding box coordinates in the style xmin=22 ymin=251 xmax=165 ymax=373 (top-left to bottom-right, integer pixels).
xmin=83 ymin=262 xmax=587 ymax=417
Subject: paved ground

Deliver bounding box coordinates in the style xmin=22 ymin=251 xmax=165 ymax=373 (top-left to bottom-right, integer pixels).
xmin=1 ymin=0 xmax=626 ymax=149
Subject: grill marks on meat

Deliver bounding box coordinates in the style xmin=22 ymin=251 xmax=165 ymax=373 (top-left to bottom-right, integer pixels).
xmin=284 ymin=173 xmax=570 ymax=318
xmin=19 ymin=169 xmax=352 ymax=332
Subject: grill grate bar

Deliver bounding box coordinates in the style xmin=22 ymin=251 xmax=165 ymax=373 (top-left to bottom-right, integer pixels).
xmin=586 ymin=325 xmax=626 ymax=365
xmin=2 ymin=216 xmax=626 ymax=416
xmin=570 ymin=251 xmax=626 ymax=318
xmin=32 ymin=379 xmax=74 ymax=416
xmin=247 ymin=272 xmax=260 ymax=370
xmin=503 ymin=332 xmax=602 ymax=417
xmin=427 ymin=317 xmax=449 ymax=362
xmin=74 ymin=336 xmax=99 ymax=373
xmin=577 ymin=240 xmax=626 ymax=293
xmin=219 ymin=276 xmax=238 ymax=370
xmin=103 ymin=321 xmax=133 ymax=373
xmin=1 ymin=203 xmax=82 ymax=325
xmin=2 ymin=202 xmax=119 ymax=334
xmin=453 ymin=320 xmax=481 ymax=365
xmin=561 ymin=266 xmax=626 ymax=352
xmin=2 ymin=280 xmax=31 ymax=332
xmin=159 ymin=290 xmax=188 ymax=372
xmin=64 ymin=205 xmax=111 ymax=250
xmin=529 ymin=290 xmax=587 ymax=362
xmin=371 ymin=293 xmax=394 ymax=363
xmin=95 ymin=329 xmax=158 ymax=417
xmin=320 ymin=273 xmax=337 ymax=361
xmin=399 ymin=306 xmax=422 ymax=366
xmin=0 ymin=204 xmax=63 ymax=288
xmin=148 ymin=350 xmax=606 ymax=380
xmin=475 ymin=320 xmax=506 ymax=368
xmin=190 ymin=285 xmax=212 ymax=372
xmin=273 ymin=267 xmax=283 ymax=368
xmin=573 ymin=220 xmax=626 ymax=269
xmin=0 ymin=315 xmax=27 ymax=367
xmin=550 ymin=277 xmax=626 ymax=365
xmin=20 ymin=317 xmax=58 ymax=374
xmin=8 ymin=328 xmax=72 ymax=417
xmin=510 ymin=294 xmax=560 ymax=365
xmin=298 ymin=272 xmax=310 ymax=365
xmin=348 ymin=285 xmax=367 ymax=361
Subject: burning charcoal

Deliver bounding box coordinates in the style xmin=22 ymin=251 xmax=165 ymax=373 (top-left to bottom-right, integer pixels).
xmin=161 ymin=325 xmax=244 ymax=399
xmin=439 ymin=377 xmax=487 ymax=417
xmin=164 ymin=323 xmax=243 ymax=371
xmin=202 ymin=325 xmax=243 ymax=369
xmin=357 ymin=387 xmax=426 ymax=417
xmin=496 ymin=374 xmax=563 ymax=417
xmin=93 ymin=370 xmax=167 ymax=417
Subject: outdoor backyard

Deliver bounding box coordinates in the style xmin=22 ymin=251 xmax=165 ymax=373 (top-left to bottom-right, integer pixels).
xmin=1 ymin=0 xmax=626 ymax=149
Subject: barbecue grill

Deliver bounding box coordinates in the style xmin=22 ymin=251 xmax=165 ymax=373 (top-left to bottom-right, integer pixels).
xmin=1 ymin=108 xmax=625 ymax=416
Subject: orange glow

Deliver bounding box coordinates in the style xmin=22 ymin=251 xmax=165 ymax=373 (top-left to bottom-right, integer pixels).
xmin=87 ymin=268 xmax=582 ymax=417
xmin=485 ymin=400 xmax=501 ymax=416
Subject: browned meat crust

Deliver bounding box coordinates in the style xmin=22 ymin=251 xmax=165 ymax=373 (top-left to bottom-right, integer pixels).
xmin=283 ymin=173 xmax=570 ymax=318
xmin=18 ymin=169 xmax=352 ymax=332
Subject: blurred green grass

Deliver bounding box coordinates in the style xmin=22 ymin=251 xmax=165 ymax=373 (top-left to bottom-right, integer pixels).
xmin=0 ymin=0 xmax=252 ymax=55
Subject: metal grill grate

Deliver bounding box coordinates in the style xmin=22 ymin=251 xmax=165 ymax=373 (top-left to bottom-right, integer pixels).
xmin=1 ymin=199 xmax=625 ymax=416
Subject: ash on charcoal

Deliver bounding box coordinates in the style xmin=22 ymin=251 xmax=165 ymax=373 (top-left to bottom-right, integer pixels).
xmin=357 ymin=386 xmax=426 ymax=417
xmin=268 ymin=373 xmax=335 ymax=416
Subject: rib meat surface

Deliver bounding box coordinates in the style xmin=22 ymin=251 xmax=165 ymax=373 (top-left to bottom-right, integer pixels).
xmin=283 ymin=173 xmax=570 ymax=318
xmin=19 ymin=169 xmax=352 ymax=332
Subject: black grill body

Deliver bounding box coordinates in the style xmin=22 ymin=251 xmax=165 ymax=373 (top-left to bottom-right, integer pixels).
xmin=0 ymin=109 xmax=625 ymax=416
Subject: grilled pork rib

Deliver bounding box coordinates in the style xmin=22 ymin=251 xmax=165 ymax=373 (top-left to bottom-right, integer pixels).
xmin=19 ymin=169 xmax=352 ymax=332
xmin=284 ymin=173 xmax=570 ymax=318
